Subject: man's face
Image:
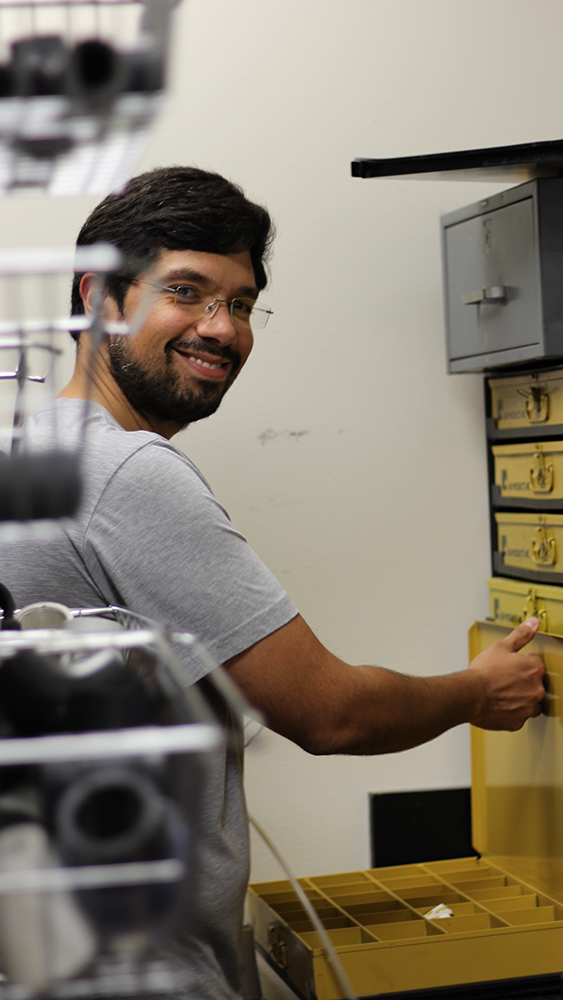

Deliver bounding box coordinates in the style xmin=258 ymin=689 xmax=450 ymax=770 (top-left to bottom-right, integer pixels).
xmin=103 ymin=249 xmax=257 ymax=435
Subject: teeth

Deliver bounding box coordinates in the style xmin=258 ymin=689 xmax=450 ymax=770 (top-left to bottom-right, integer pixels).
xmin=193 ymin=357 xmax=222 ymax=370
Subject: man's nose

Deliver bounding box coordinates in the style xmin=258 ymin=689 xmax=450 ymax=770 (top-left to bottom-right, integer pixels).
xmin=194 ymin=300 xmax=238 ymax=344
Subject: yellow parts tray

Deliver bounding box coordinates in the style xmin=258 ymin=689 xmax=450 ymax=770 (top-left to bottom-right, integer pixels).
xmin=492 ymin=441 xmax=563 ymax=503
xmin=494 ymin=512 xmax=563 ymax=579
xmin=248 ymin=623 xmax=563 ymax=998
xmin=249 ymin=859 xmax=563 ymax=999
xmin=488 ymin=576 xmax=563 ymax=634
xmin=489 ymin=369 xmax=563 ymax=431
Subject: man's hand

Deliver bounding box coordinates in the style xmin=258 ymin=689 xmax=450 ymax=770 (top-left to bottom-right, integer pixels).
xmin=466 ymin=617 xmax=546 ymax=731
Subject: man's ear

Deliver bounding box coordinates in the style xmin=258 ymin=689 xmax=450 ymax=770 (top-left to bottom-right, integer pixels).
xmin=79 ymin=273 xmax=120 ymax=319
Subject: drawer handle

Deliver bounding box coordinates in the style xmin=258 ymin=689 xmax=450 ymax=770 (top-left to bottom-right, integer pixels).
xmin=523 ymin=385 xmax=549 ymax=423
xmin=520 ymin=607 xmax=548 ymax=632
xmin=461 ymin=285 xmax=506 ymax=305
xmin=530 ymin=452 xmax=554 ymax=493
xmin=531 ymin=525 xmax=557 ymax=565
xmin=269 ymin=925 xmax=289 ymax=970
xmin=521 ymin=589 xmax=548 ymax=631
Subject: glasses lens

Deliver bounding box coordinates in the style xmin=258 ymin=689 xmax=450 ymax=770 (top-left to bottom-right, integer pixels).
xmin=229 ymin=300 xmax=252 ymax=327
xmin=229 ymin=300 xmax=272 ymax=330
xmin=249 ymin=307 xmax=272 ymax=331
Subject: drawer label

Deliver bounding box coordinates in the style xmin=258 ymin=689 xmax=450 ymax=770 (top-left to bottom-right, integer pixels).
xmin=497 ymin=400 xmax=528 ymax=423
xmin=501 ymin=470 xmax=531 ymax=492
xmin=492 ymin=598 xmax=522 ymax=625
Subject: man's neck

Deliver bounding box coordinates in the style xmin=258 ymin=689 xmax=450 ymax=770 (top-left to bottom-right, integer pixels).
xmin=58 ymin=341 xmax=180 ymax=439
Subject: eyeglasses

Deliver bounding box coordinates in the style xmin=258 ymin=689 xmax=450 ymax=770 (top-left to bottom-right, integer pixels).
xmin=131 ymin=279 xmax=273 ymax=330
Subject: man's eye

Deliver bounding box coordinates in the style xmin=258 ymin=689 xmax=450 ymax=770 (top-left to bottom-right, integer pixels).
xmin=169 ymin=285 xmax=200 ymax=301
xmin=231 ymin=299 xmax=254 ymax=317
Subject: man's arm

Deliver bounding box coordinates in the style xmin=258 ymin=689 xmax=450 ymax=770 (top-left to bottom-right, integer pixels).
xmin=225 ymin=614 xmax=546 ymax=755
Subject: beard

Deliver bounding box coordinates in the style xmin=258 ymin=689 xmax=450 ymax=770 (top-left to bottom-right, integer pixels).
xmin=107 ymin=335 xmax=241 ymax=429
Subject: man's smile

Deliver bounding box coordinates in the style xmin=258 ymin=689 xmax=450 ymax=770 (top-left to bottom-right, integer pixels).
xmin=173 ymin=346 xmax=232 ymax=380
xmin=170 ymin=338 xmax=240 ymax=383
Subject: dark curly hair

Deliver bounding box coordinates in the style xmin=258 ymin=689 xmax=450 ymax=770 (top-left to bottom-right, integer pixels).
xmin=71 ymin=166 xmax=274 ymax=338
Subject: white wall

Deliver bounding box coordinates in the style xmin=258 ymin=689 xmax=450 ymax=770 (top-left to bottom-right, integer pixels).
xmin=3 ymin=0 xmax=563 ymax=882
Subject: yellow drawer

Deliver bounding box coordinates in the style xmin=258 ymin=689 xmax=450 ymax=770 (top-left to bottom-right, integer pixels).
xmin=249 ymin=860 xmax=563 ymax=999
xmin=489 ymin=369 xmax=563 ymax=431
xmin=488 ymin=576 xmax=563 ymax=634
xmin=494 ymin=512 xmax=563 ymax=583
xmin=492 ymin=441 xmax=563 ymax=505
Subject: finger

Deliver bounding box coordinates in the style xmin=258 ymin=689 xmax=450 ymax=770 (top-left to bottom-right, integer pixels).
xmin=500 ymin=617 xmax=540 ymax=653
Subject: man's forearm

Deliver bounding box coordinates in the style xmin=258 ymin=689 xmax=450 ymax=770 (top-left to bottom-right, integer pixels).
xmin=226 ymin=614 xmax=546 ymax=756
xmin=308 ymin=663 xmax=480 ymax=755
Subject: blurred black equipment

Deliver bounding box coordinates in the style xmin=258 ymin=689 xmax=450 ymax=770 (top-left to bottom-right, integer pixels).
xmin=0 ymin=450 xmax=81 ymax=521
xmin=0 ymin=647 xmax=158 ymax=735
xmin=0 ymin=582 xmax=20 ymax=631
xmin=0 ymin=244 xmax=122 ymax=524
xmin=52 ymin=763 xmax=190 ymax=937
xmin=0 ymin=0 xmax=182 ymax=195
xmin=0 ymin=603 xmax=226 ymax=994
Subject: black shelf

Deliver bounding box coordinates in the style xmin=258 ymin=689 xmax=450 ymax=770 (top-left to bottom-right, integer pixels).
xmin=492 ymin=553 xmax=563 ymax=587
xmin=365 ymin=971 xmax=563 ymax=1000
xmin=491 ymin=485 xmax=563 ymax=511
xmin=352 ymin=139 xmax=563 ymax=183
xmin=487 ymin=417 xmax=563 ymax=443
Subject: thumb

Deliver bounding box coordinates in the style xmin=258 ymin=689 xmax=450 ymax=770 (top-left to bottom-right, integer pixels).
xmin=501 ymin=617 xmax=540 ymax=652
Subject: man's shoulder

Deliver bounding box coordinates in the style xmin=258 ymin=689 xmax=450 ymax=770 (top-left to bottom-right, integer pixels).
xmin=28 ymin=398 xmax=213 ymax=500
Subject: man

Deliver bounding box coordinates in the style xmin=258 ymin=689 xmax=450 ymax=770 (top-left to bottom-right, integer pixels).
xmin=0 ymin=167 xmax=545 ymax=1000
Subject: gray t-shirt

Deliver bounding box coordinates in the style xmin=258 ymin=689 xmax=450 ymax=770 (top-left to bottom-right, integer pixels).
xmin=0 ymin=399 xmax=298 ymax=1000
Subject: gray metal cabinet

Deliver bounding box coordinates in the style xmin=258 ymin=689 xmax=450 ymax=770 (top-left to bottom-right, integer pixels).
xmin=441 ymin=179 xmax=563 ymax=372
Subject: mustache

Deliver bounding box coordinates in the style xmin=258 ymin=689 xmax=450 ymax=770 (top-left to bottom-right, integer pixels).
xmin=168 ymin=337 xmax=240 ymax=365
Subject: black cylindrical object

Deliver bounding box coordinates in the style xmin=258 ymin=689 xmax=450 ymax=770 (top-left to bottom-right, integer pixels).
xmin=0 ymin=650 xmax=74 ymax=735
xmin=67 ymin=39 xmax=125 ymax=104
xmin=0 ymin=649 xmax=157 ymax=736
xmin=54 ymin=765 xmax=190 ymax=936
xmin=56 ymin=766 xmax=171 ymax=865
xmin=66 ymin=655 xmax=158 ymax=732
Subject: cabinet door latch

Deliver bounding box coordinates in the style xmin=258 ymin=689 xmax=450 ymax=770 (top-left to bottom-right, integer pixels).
xmin=461 ymin=285 xmax=506 ymax=305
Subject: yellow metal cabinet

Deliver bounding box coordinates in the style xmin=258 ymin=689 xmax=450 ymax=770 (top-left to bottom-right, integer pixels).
xmin=248 ymin=623 xmax=563 ymax=998
xmin=492 ymin=441 xmax=563 ymax=505
xmin=493 ymin=512 xmax=563 ymax=583
xmin=489 ymin=370 xmax=563 ymax=432
xmin=487 ymin=576 xmax=563 ymax=633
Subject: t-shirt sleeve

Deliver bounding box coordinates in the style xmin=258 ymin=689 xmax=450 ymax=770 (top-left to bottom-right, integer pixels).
xmin=82 ymin=441 xmax=298 ymax=680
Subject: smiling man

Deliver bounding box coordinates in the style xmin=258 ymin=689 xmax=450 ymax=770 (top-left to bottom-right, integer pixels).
xmin=0 ymin=167 xmax=546 ymax=1000
xmin=69 ymin=248 xmax=259 ymax=436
